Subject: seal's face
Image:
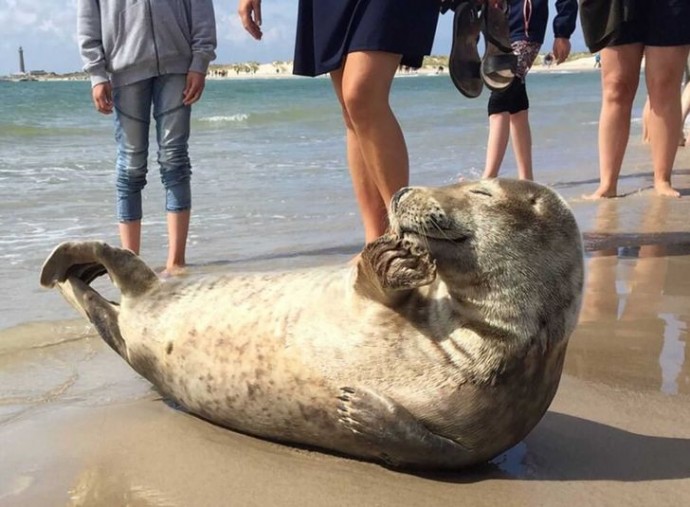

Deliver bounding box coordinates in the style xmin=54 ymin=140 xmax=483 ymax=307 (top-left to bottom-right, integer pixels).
xmin=388 ymin=179 xmax=582 ymax=298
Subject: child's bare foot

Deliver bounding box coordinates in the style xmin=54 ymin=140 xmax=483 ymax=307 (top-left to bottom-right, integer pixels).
xmin=583 ymin=186 xmax=618 ymax=200
xmin=654 ymin=181 xmax=681 ymax=198
xmin=160 ymin=265 xmax=187 ymax=279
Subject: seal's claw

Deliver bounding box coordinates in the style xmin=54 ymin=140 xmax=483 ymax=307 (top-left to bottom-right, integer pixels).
xmin=362 ymin=234 xmax=436 ymax=291
xmin=336 ymin=386 xmax=474 ymax=469
xmin=336 ymin=387 xmax=397 ymax=438
xmin=380 ymin=249 xmax=437 ymax=290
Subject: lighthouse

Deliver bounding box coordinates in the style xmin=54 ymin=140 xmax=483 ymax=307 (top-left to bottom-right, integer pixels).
xmin=19 ymin=46 xmax=26 ymax=74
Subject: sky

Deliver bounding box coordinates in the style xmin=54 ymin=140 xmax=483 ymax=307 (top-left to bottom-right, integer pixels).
xmin=0 ymin=0 xmax=587 ymax=76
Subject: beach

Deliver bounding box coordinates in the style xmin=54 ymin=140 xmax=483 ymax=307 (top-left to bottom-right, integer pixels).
xmin=3 ymin=53 xmax=603 ymax=82
xmin=2 ymin=71 xmax=690 ymax=506
xmin=203 ymin=54 xmax=606 ymax=80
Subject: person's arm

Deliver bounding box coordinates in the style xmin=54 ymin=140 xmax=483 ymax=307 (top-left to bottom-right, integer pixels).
xmin=238 ymin=0 xmax=263 ymax=40
xmin=552 ymin=0 xmax=578 ymax=63
xmin=553 ymin=0 xmax=578 ymax=39
xmin=189 ymin=0 xmax=217 ymax=75
xmin=183 ymin=0 xmax=217 ymax=106
xmin=77 ymin=0 xmax=109 ymax=87
xmin=77 ymin=0 xmax=112 ymax=114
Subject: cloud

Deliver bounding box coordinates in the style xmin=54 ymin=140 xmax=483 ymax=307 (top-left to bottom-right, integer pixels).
xmin=0 ymin=0 xmax=74 ymax=39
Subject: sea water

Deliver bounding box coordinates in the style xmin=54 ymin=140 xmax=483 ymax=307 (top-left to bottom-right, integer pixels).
xmin=0 ymin=71 xmax=651 ymax=331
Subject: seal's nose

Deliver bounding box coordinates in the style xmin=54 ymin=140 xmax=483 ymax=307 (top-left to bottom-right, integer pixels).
xmin=391 ymin=187 xmax=414 ymax=211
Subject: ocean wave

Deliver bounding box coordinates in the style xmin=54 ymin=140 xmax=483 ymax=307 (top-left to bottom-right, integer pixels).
xmin=0 ymin=124 xmax=101 ymax=138
xmin=198 ymin=114 xmax=249 ymax=123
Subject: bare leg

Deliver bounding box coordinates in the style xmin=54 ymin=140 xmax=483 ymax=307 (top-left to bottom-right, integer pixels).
xmin=585 ymin=44 xmax=644 ymax=199
xmin=644 ymin=45 xmax=689 ymax=198
xmin=483 ymin=112 xmax=510 ymax=178
xmin=679 ymin=79 xmax=690 ymax=146
xmin=330 ymin=51 xmax=407 ymax=243
xmin=119 ymin=220 xmax=141 ymax=255
xmin=509 ymin=109 xmax=533 ymax=180
xmin=165 ymin=209 xmax=189 ymax=275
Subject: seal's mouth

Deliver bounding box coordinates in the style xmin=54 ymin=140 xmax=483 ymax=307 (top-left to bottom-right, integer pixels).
xmin=389 ymin=188 xmax=471 ymax=244
xmin=395 ymin=225 xmax=470 ymax=244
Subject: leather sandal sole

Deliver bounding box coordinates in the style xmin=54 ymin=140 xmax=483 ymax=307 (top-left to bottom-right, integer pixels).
xmin=449 ymin=2 xmax=484 ymax=99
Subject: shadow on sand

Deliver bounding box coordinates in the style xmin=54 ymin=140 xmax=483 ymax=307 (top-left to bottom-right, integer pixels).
xmin=426 ymin=411 xmax=690 ymax=483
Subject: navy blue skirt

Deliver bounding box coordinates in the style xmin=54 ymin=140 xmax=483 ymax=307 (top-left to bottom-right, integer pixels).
xmin=293 ymin=0 xmax=440 ymax=77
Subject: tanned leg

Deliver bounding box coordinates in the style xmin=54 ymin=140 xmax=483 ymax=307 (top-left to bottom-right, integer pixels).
xmin=331 ymin=51 xmax=407 ymax=244
xmin=509 ymin=109 xmax=534 ymax=180
xmin=483 ymin=112 xmax=510 ymax=178
xmin=585 ymin=44 xmax=644 ymax=199
xmin=165 ymin=209 xmax=190 ymax=275
xmin=119 ymin=220 xmax=142 ymax=255
xmin=682 ymin=81 xmax=690 ymax=146
xmin=644 ymin=45 xmax=690 ymax=197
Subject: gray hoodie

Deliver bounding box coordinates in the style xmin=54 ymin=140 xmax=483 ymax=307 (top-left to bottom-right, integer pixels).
xmin=77 ymin=0 xmax=217 ymax=88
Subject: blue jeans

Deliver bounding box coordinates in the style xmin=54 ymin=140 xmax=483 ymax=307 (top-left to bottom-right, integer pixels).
xmin=112 ymin=74 xmax=192 ymax=222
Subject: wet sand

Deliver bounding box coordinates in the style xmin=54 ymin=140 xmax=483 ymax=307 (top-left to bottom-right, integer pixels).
xmin=2 ymin=153 xmax=690 ymax=506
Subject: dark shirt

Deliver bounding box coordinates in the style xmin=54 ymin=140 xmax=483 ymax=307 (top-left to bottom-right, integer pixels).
xmin=508 ymin=0 xmax=579 ymax=44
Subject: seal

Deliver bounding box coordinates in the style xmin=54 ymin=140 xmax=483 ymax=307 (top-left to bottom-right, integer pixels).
xmin=40 ymin=178 xmax=584 ymax=470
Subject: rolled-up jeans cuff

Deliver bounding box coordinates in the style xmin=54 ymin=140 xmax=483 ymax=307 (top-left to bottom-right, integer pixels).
xmin=117 ymin=194 xmax=143 ymax=222
xmin=165 ymin=180 xmax=191 ymax=212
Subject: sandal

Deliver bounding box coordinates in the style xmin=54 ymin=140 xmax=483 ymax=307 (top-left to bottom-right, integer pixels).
xmin=480 ymin=0 xmax=516 ymax=91
xmin=448 ymin=1 xmax=484 ymax=98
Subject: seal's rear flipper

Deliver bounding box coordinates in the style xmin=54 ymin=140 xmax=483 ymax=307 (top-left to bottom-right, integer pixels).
xmin=40 ymin=241 xmax=159 ymax=298
xmin=57 ymin=275 xmax=128 ymax=358
xmin=337 ymin=386 xmax=473 ymax=470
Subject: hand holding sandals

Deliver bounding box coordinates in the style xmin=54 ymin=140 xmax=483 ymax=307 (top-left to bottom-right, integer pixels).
xmin=446 ymin=0 xmax=517 ymax=98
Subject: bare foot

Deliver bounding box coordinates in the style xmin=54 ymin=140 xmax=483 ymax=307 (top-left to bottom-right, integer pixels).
xmin=583 ymin=187 xmax=618 ymax=200
xmin=159 ymin=265 xmax=187 ymax=279
xmin=654 ymin=181 xmax=681 ymax=198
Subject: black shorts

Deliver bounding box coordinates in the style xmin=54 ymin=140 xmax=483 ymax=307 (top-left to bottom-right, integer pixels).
xmin=607 ymin=0 xmax=690 ymax=48
xmin=487 ymin=79 xmax=529 ymax=116
xmin=293 ymin=0 xmax=439 ymax=76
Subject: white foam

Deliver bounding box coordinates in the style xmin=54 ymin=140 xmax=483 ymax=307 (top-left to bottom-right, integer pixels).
xmin=199 ymin=114 xmax=249 ymax=123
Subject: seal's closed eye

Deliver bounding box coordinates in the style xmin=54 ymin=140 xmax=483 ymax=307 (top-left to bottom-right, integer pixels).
xmin=469 ymin=188 xmax=492 ymax=197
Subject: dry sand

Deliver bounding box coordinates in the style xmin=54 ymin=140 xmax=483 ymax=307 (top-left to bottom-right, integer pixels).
xmin=204 ymin=55 xmax=603 ymax=81
xmin=2 ymin=154 xmax=690 ymax=506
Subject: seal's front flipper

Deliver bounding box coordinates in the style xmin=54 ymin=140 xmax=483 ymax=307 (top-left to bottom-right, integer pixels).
xmin=354 ymin=234 xmax=436 ymax=307
xmin=337 ymin=386 xmax=473 ymax=470
xmin=40 ymin=241 xmax=159 ymax=298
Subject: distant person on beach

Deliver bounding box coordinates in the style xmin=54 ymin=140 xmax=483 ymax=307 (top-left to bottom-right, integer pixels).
xmin=544 ymin=53 xmax=555 ymax=68
xmin=482 ymin=0 xmax=578 ymax=181
xmin=580 ymin=0 xmax=690 ymax=199
xmin=238 ymin=0 xmax=439 ymax=243
xmin=594 ymin=52 xmax=601 ymax=68
xmin=77 ymin=0 xmax=217 ymax=275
